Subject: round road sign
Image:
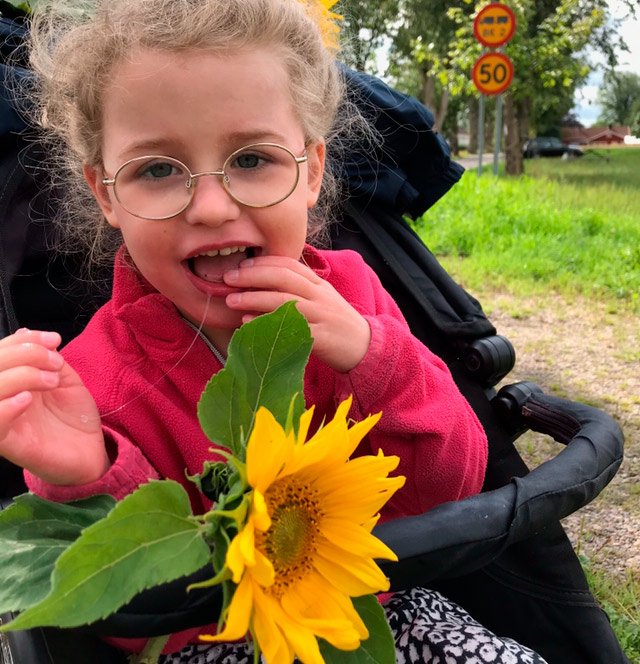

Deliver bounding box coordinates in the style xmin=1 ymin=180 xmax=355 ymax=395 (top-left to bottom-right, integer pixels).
xmin=473 ymin=3 xmax=516 ymax=48
xmin=472 ymin=52 xmax=514 ymax=95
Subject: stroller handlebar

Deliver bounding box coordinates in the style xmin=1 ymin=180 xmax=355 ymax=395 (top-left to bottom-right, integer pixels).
xmin=376 ymin=386 xmax=624 ymax=589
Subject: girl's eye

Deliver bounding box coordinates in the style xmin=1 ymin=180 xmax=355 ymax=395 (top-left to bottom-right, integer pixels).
xmin=140 ymin=161 xmax=181 ymax=179
xmin=231 ymin=152 xmax=266 ymax=170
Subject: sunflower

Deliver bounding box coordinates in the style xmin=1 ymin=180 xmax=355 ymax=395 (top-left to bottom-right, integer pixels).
xmin=300 ymin=0 xmax=343 ymax=50
xmin=201 ymin=396 xmax=405 ymax=664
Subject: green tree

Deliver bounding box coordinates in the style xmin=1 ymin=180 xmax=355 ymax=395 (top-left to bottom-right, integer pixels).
xmin=340 ymin=0 xmax=630 ymax=175
xmin=596 ymin=70 xmax=640 ymax=127
xmin=339 ymin=0 xmax=400 ymax=72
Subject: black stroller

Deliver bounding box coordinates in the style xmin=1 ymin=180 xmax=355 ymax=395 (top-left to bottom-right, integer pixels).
xmin=0 ymin=7 xmax=629 ymax=663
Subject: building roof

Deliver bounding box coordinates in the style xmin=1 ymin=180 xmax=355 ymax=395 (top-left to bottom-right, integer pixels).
xmin=561 ymin=126 xmax=631 ymax=144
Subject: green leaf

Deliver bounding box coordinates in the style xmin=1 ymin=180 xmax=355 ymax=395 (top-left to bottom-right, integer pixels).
xmin=198 ymin=302 xmax=312 ymax=460
xmin=2 ymin=481 xmax=211 ymax=630
xmin=319 ymin=595 xmax=396 ymax=664
xmin=0 ymin=492 xmax=116 ymax=613
xmin=319 ymin=596 xmax=396 ymax=664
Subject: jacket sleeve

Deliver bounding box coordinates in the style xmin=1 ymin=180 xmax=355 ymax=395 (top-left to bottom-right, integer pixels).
xmin=24 ymin=427 xmax=160 ymax=502
xmin=332 ymin=265 xmax=488 ymax=523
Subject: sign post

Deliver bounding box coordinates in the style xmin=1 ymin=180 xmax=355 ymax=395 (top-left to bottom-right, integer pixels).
xmin=472 ymin=3 xmax=516 ymax=175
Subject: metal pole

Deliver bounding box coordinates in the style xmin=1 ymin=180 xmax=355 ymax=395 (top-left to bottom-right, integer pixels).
xmin=494 ymin=93 xmax=503 ymax=175
xmin=477 ymin=94 xmax=485 ymax=176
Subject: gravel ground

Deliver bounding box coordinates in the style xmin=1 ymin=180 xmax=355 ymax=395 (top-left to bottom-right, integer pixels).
xmin=477 ymin=288 xmax=640 ymax=579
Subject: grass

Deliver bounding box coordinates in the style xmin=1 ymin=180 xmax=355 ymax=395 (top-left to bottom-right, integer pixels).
xmin=579 ymin=552 xmax=640 ymax=663
xmin=412 ymin=148 xmax=640 ymax=308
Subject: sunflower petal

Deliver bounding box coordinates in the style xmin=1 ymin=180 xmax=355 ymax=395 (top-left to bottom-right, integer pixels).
xmin=316 ymin=539 xmax=391 ymax=592
xmin=320 ymin=518 xmax=398 ymax=561
xmin=249 ymin=548 xmax=276 ymax=587
xmin=200 ymin=576 xmax=253 ymax=642
xmin=226 ymin=523 xmax=255 ymax=582
xmin=282 ymin=576 xmax=365 ymax=648
xmin=313 ymin=550 xmax=387 ymax=597
xmin=247 ymin=407 xmax=291 ymax=492
xmin=251 ymin=489 xmax=272 ymax=532
xmin=295 ymin=405 xmax=316 ymax=446
xmin=254 ymin=591 xmax=294 ymax=664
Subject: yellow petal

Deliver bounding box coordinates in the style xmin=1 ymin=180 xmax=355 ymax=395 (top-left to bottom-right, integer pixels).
xmin=247 ymin=407 xmax=291 ymax=492
xmin=200 ymin=576 xmax=253 ymax=642
xmin=226 ymin=523 xmax=255 ymax=582
xmin=253 ymin=591 xmax=294 ymax=664
xmin=346 ymin=411 xmax=382 ymax=448
xmin=313 ymin=551 xmax=386 ymax=597
xmin=295 ymin=405 xmax=316 ymax=446
xmin=249 ymin=547 xmax=276 ymax=588
xmin=320 ymin=518 xmax=398 ymax=561
xmin=315 ymin=539 xmax=390 ymax=593
xmin=250 ymin=489 xmax=272 ymax=532
xmin=279 ymin=612 xmax=326 ymax=664
xmin=282 ymin=576 xmax=366 ymax=648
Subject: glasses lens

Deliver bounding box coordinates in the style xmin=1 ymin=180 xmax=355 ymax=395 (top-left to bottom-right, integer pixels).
xmin=224 ymin=144 xmax=301 ymax=207
xmin=113 ymin=156 xmax=191 ymax=219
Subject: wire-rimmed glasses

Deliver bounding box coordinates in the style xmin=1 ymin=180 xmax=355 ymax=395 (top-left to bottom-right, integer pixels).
xmin=101 ymin=143 xmax=308 ymax=220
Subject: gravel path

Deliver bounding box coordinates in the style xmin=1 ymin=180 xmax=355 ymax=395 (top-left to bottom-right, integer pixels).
xmin=477 ymin=288 xmax=640 ymax=579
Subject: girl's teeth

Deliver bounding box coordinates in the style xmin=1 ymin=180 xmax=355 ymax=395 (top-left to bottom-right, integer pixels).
xmin=199 ymin=245 xmax=247 ymax=257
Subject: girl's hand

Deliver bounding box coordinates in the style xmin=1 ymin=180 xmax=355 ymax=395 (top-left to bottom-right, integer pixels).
xmin=0 ymin=329 xmax=109 ymax=486
xmin=224 ymin=256 xmax=371 ymax=373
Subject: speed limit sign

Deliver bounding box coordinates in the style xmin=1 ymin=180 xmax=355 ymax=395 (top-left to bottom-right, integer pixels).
xmin=472 ymin=52 xmax=514 ymax=95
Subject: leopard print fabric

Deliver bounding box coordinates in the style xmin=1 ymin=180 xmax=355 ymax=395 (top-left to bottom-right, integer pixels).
xmin=159 ymin=587 xmax=548 ymax=664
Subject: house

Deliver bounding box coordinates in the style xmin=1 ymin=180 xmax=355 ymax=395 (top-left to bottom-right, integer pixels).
xmin=561 ymin=125 xmax=631 ymax=146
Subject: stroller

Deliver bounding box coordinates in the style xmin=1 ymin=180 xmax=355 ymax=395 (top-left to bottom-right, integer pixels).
xmin=0 ymin=7 xmax=629 ymax=664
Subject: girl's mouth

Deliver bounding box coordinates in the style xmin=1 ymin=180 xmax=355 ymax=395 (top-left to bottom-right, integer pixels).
xmin=187 ymin=246 xmax=256 ymax=283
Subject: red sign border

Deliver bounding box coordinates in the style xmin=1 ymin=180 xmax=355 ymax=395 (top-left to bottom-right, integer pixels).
xmin=473 ymin=3 xmax=516 ymax=48
xmin=472 ymin=52 xmax=514 ymax=95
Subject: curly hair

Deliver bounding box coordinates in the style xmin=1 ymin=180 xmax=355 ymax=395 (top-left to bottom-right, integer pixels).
xmin=24 ymin=0 xmax=369 ymax=271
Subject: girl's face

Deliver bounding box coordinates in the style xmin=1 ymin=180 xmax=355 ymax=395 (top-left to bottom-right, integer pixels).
xmin=84 ymin=48 xmax=325 ymax=349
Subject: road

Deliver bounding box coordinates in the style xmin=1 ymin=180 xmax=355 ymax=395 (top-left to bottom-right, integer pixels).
xmin=454 ymin=152 xmax=504 ymax=172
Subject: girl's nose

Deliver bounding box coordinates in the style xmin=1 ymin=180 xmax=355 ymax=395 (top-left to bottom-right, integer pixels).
xmin=182 ymin=174 xmax=242 ymax=226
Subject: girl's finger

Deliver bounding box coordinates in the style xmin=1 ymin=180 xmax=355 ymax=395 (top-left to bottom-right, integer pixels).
xmin=0 ymin=342 xmax=64 ymax=373
xmin=0 ymin=366 xmax=61 ymax=401
xmin=226 ymin=289 xmax=305 ymax=314
xmin=0 ymin=329 xmax=61 ymax=351
xmin=225 ymin=261 xmax=322 ymax=293
xmin=0 ymin=391 xmax=34 ymax=440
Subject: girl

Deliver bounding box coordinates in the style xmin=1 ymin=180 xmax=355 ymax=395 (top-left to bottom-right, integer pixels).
xmin=0 ymin=0 xmax=547 ymax=662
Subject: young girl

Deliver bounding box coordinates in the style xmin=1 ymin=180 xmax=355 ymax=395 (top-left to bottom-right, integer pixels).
xmin=0 ymin=0 xmax=547 ymax=662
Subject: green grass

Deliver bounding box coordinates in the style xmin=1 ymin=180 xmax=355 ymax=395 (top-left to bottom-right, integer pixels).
xmin=581 ymin=559 xmax=640 ymax=663
xmin=412 ymin=148 xmax=640 ymax=308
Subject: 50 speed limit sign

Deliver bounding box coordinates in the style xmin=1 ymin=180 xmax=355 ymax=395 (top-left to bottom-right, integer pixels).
xmin=472 ymin=52 xmax=514 ymax=95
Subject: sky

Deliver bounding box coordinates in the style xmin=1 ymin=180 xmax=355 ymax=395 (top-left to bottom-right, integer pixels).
xmin=572 ymin=1 xmax=640 ymax=127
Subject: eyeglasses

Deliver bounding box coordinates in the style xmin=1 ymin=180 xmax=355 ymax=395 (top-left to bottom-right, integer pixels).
xmin=101 ymin=143 xmax=308 ymax=220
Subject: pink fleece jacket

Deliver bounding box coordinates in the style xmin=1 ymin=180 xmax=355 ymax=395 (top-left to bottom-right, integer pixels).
xmin=26 ymin=244 xmax=487 ymax=654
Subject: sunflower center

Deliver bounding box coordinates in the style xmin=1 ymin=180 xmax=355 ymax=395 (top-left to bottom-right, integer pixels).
xmin=257 ymin=476 xmax=324 ymax=596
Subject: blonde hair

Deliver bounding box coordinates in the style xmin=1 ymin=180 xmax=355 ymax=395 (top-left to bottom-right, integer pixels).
xmin=25 ymin=0 xmax=353 ymax=269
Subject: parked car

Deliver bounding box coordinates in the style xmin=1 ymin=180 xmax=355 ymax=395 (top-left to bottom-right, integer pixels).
xmin=522 ymin=136 xmax=584 ymax=159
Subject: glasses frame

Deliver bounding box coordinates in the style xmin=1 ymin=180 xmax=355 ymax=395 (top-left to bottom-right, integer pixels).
xmin=101 ymin=142 xmax=309 ymax=221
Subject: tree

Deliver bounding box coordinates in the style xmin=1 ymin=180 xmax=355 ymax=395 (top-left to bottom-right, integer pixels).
xmin=339 ymin=0 xmax=632 ymax=173
xmin=339 ymin=0 xmax=400 ymax=72
xmin=383 ymin=0 xmax=475 ymax=133
xmin=596 ymin=70 xmax=640 ymax=127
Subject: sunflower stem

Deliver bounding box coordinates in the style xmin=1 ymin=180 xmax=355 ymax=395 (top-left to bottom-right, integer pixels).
xmin=203 ymin=494 xmax=250 ymax=530
xmin=250 ymin=626 xmax=261 ymax=664
xmin=127 ymin=634 xmax=170 ymax=664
